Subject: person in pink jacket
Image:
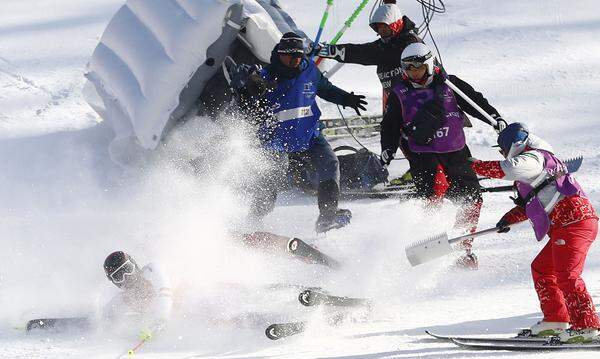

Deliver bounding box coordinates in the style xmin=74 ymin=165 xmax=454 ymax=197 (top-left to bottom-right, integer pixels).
xmin=470 ymin=123 xmax=599 ymax=343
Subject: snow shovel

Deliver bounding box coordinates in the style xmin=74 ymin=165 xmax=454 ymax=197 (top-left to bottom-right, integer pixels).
xmin=405 ymin=226 xmax=507 ymax=266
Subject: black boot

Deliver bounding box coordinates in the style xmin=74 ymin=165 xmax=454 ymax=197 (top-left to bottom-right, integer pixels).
xmin=315 ymin=180 xmax=352 ymax=233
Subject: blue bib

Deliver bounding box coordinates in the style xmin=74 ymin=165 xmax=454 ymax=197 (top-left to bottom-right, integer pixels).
xmin=260 ymin=60 xmax=322 ymax=152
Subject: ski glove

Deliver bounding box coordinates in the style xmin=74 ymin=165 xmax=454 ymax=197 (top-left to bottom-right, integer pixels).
xmin=343 ymin=92 xmax=368 ymax=116
xmin=492 ymin=115 xmax=507 ymax=133
xmin=317 ymin=43 xmax=346 ymax=62
xmin=380 ymin=149 xmax=395 ymax=166
xmin=231 ymin=64 xmax=273 ymax=98
xmin=138 ymin=321 xmax=166 ymax=341
xmin=496 ymin=218 xmax=511 ymax=233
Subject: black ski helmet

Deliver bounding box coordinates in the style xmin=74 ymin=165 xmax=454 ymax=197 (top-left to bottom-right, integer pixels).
xmin=497 ymin=122 xmax=529 ymax=158
xmin=276 ymin=32 xmax=305 ymax=57
xmin=103 ymin=251 xmax=139 ymax=287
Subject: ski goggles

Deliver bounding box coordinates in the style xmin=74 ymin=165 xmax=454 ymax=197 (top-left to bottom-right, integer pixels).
xmin=401 ymin=53 xmax=432 ymax=70
xmin=107 ymin=260 xmax=136 ymax=284
xmin=401 ymin=61 xmax=428 ymax=71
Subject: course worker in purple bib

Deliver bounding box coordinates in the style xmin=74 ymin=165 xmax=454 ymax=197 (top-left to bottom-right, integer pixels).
xmin=471 ymin=123 xmax=599 ymax=344
xmin=380 ymin=42 xmax=505 ymax=269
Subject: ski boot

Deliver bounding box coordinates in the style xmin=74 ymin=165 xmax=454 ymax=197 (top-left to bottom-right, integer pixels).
xmin=315 ymin=208 xmax=352 ymax=233
xmin=455 ymin=252 xmax=479 ymax=270
xmin=558 ymin=328 xmax=599 ymax=344
xmin=389 ymin=170 xmax=413 ymax=186
xmin=454 ymin=232 xmax=478 ymax=270
xmin=526 ymin=321 xmax=570 ymax=337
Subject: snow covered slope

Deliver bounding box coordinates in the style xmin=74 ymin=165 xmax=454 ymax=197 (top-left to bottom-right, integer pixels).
xmin=1 ymin=0 xmax=600 ymax=358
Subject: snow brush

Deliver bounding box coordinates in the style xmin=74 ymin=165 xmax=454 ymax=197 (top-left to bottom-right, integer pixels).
xmin=310 ymin=0 xmax=335 ymax=62
xmin=405 ymin=226 xmax=511 ymax=267
xmin=315 ymin=0 xmax=371 ymax=66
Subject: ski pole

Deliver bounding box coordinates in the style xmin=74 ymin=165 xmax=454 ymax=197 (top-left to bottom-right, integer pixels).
xmin=124 ymin=339 xmax=147 ymax=358
xmin=117 ymin=324 xmax=163 ymax=358
xmin=444 ymin=78 xmax=498 ymax=128
xmin=115 ymin=338 xmax=147 ymax=358
xmin=310 ymin=0 xmax=335 ymax=61
xmin=323 ymin=62 xmax=345 ymax=78
xmin=315 ymin=0 xmax=371 ymax=66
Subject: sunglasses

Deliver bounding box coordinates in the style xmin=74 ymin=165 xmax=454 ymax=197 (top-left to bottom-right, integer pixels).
xmin=107 ymin=259 xmax=136 ymax=284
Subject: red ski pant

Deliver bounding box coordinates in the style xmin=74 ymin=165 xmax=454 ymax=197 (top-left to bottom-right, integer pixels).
xmin=531 ymin=218 xmax=600 ymax=329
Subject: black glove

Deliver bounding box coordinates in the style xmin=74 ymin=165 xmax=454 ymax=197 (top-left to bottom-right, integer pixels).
xmin=496 ymin=218 xmax=511 ymax=233
xmin=380 ymin=149 xmax=395 ymax=166
xmin=343 ymin=92 xmax=368 ymax=116
xmin=245 ymin=72 xmax=271 ymax=97
xmin=230 ymin=64 xmax=270 ymax=98
xmin=317 ymin=43 xmax=346 ymax=61
xmin=492 ymin=115 xmax=507 ymax=133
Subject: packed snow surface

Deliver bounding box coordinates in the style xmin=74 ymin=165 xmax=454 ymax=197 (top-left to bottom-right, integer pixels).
xmin=1 ymin=0 xmax=600 ymax=358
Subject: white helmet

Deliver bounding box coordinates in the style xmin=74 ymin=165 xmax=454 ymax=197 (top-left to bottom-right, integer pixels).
xmin=400 ymin=43 xmax=437 ymax=85
xmin=369 ymin=3 xmax=404 ymax=35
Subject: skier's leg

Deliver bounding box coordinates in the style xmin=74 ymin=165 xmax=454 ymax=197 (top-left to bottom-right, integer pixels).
xmin=442 ymin=146 xmax=482 ymax=228
xmin=395 ymin=139 xmax=449 ymax=194
xmin=408 ymin=151 xmax=440 ymax=203
xmin=433 ymin=164 xmax=450 ymax=201
xmin=248 ymin=151 xmax=287 ymax=221
xmin=441 ymin=146 xmax=482 ymax=268
xmin=550 ymin=218 xmax=600 ymax=330
xmin=531 ymin=239 xmax=570 ymax=324
xmin=305 ymin=135 xmax=350 ymax=232
xmin=307 ymin=135 xmax=340 ymax=214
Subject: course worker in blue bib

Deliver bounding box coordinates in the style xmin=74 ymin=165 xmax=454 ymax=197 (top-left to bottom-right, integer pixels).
xmin=236 ymin=32 xmax=368 ymax=233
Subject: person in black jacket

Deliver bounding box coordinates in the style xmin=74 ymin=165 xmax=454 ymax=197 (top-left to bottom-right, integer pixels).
xmin=317 ymin=1 xmax=443 ymax=190
xmin=317 ymin=0 xmax=421 ymax=109
xmin=381 ymin=42 xmax=506 ymax=269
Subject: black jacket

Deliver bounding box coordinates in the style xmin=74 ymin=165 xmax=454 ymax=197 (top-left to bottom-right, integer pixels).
xmin=335 ymin=16 xmax=421 ymax=92
xmin=380 ymin=73 xmax=501 ymax=154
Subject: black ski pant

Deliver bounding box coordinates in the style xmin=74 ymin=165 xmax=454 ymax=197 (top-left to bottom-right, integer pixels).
xmin=408 ymin=145 xmax=482 ymax=227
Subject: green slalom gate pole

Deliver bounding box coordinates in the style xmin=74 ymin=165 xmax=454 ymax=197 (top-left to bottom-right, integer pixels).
xmin=310 ymin=0 xmax=334 ymax=61
xmin=315 ymin=0 xmax=371 ymax=66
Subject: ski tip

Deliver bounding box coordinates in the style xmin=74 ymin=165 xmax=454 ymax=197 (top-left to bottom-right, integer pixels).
xmin=298 ymin=289 xmax=313 ymax=306
xmin=26 ymin=319 xmax=45 ymax=331
xmin=424 ymin=330 xmax=449 ymax=340
xmin=265 ymin=324 xmax=280 ymax=340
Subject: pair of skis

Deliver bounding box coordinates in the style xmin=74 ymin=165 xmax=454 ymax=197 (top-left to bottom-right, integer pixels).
xmin=426 ymin=330 xmax=600 ymax=350
xmin=265 ymin=288 xmax=371 ymax=340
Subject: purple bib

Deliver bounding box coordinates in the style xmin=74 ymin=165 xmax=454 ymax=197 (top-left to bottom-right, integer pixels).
xmin=516 ymin=149 xmax=584 ymax=241
xmin=392 ymin=81 xmax=466 ymax=153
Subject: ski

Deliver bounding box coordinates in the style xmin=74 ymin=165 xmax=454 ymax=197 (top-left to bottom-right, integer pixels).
xmin=341 ymin=189 xmax=416 ymax=200
xmin=265 ymin=321 xmax=306 ymax=340
xmin=480 ymin=184 xmax=514 ymax=193
xmin=450 ymin=337 xmax=600 ymax=350
xmin=341 ymin=184 xmax=515 ymax=200
xmin=425 ymin=330 xmax=547 ymax=343
xmin=241 ymin=232 xmax=340 ymax=269
xmin=298 ymin=289 xmax=371 ymax=308
xmin=26 ymin=317 xmax=90 ymax=332
xmin=287 ymin=237 xmax=341 ymax=269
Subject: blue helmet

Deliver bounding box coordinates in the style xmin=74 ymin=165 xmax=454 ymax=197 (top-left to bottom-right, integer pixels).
xmin=497 ymin=122 xmax=529 ymax=158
